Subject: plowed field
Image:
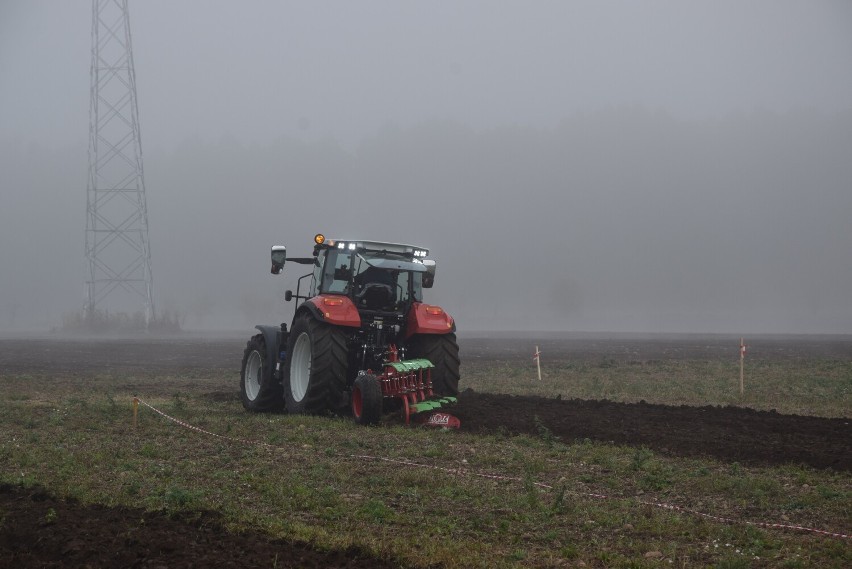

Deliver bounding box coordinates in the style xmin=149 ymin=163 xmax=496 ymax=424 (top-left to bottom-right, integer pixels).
xmin=1 ymin=333 xmax=849 ymax=568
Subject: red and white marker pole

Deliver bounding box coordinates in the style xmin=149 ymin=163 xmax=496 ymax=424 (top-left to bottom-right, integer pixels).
xmin=739 ymin=338 xmax=747 ymax=395
xmin=533 ymin=346 xmax=542 ymax=381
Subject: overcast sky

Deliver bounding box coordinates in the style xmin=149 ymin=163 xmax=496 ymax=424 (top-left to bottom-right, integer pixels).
xmin=3 ymin=1 xmax=851 ymax=149
xmin=1 ymin=1 xmax=851 ymax=333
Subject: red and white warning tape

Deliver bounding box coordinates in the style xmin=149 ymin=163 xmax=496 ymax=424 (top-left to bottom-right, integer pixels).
xmin=133 ymin=397 xmax=849 ymax=540
xmin=348 ymin=455 xmax=849 ymax=539
xmin=137 ymin=398 xmax=281 ymax=449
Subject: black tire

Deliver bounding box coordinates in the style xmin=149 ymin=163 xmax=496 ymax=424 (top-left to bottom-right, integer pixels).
xmin=351 ymin=373 xmax=382 ymax=425
xmin=284 ymin=314 xmax=349 ymax=414
xmin=240 ymin=334 xmax=284 ymax=412
xmin=407 ymin=332 xmax=460 ymax=396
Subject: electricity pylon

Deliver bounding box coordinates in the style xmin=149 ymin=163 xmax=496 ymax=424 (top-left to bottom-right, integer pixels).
xmin=85 ymin=0 xmax=154 ymax=324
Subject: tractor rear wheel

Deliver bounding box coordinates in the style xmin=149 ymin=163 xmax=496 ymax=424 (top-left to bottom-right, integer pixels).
xmin=351 ymin=373 xmax=382 ymax=425
xmin=408 ymin=333 xmax=460 ymax=396
xmin=240 ymin=335 xmax=284 ymax=412
xmin=284 ymin=314 xmax=349 ymax=414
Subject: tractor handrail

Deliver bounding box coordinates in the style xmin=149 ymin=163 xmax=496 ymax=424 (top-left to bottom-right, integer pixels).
xmin=291 ymin=272 xmax=314 ymax=307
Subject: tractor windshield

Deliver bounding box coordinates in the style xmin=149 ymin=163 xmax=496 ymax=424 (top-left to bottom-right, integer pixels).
xmin=353 ymin=251 xmax=425 ymax=305
xmin=319 ymin=249 xmax=423 ymax=303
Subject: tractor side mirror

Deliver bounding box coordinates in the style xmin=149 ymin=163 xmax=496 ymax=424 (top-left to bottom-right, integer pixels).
xmin=285 ymin=290 xmax=293 ymax=302
xmin=271 ymin=245 xmax=286 ymax=274
xmin=422 ymin=259 xmax=436 ymax=288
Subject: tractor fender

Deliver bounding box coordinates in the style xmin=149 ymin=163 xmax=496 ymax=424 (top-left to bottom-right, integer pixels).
xmin=303 ymin=295 xmax=361 ymax=327
xmin=405 ymin=302 xmax=455 ymax=338
xmin=254 ymin=325 xmax=282 ymax=362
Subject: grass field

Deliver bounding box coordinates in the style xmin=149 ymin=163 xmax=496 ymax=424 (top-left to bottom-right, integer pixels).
xmin=463 ymin=356 xmax=852 ymax=418
xmin=1 ymin=339 xmax=850 ymax=568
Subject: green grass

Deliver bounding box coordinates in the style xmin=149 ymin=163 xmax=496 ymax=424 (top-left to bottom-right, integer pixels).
xmin=462 ymin=357 xmax=852 ymax=417
xmin=0 ymin=367 xmax=849 ymax=568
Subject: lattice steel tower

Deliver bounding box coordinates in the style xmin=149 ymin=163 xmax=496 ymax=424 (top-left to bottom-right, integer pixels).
xmin=85 ymin=0 xmax=154 ymax=323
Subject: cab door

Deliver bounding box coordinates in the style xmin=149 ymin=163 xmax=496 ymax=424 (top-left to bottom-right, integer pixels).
xmin=308 ymin=251 xmax=324 ymax=297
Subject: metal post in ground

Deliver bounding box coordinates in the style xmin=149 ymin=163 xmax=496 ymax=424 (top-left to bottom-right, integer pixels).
xmin=534 ymin=346 xmax=542 ymax=381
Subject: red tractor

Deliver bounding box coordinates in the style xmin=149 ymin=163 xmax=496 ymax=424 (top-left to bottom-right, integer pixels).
xmin=240 ymin=233 xmax=460 ymax=426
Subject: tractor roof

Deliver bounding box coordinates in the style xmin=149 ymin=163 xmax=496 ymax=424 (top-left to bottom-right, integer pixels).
xmin=323 ymin=238 xmax=429 ymax=258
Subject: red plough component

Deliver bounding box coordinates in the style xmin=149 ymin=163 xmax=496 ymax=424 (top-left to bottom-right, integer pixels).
xmin=375 ymin=345 xmax=460 ymax=428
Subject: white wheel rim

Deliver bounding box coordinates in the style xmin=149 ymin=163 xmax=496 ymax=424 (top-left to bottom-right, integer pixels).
xmin=245 ymin=350 xmax=262 ymax=401
xmin=290 ymin=332 xmax=311 ymax=402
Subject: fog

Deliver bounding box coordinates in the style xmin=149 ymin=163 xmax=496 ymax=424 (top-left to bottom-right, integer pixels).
xmin=1 ymin=1 xmax=851 ymax=333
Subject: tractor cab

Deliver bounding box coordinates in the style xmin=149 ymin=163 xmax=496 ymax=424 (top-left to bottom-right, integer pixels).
xmin=318 ymin=245 xmax=429 ymax=313
xmin=285 ymin=234 xmax=436 ymax=317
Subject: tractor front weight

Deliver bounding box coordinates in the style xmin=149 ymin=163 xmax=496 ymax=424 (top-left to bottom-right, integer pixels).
xmin=374 ymin=345 xmax=460 ymax=428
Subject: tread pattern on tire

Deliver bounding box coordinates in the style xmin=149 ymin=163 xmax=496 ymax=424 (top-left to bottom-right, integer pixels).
xmin=407 ymin=332 xmax=460 ymax=396
xmin=352 ymin=373 xmax=382 ymax=425
xmin=285 ymin=315 xmax=349 ymax=414
xmin=240 ymin=334 xmax=284 ymax=412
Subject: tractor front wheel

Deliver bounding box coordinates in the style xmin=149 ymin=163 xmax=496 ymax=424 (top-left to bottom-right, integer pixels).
xmin=284 ymin=314 xmax=349 ymax=414
xmin=240 ymin=335 xmax=284 ymax=412
xmin=351 ymin=373 xmax=382 ymax=425
xmin=408 ymin=332 xmax=460 ymax=396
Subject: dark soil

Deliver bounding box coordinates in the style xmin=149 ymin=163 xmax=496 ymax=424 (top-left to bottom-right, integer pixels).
xmin=454 ymin=333 xmax=851 ymax=472
xmin=454 ymin=391 xmax=852 ymax=471
xmin=1 ymin=332 xmax=849 ymax=567
xmin=0 ymin=483 xmax=399 ymax=569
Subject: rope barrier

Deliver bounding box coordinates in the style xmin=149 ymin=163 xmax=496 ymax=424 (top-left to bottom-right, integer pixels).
xmin=132 ymin=397 xmax=849 ymax=540
xmin=136 ymin=398 xmax=280 ymax=449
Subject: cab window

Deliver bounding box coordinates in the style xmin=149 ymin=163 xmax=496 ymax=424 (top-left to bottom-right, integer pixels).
xmin=320 ymin=250 xmax=353 ymax=294
xmin=410 ymin=271 xmax=423 ymax=302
